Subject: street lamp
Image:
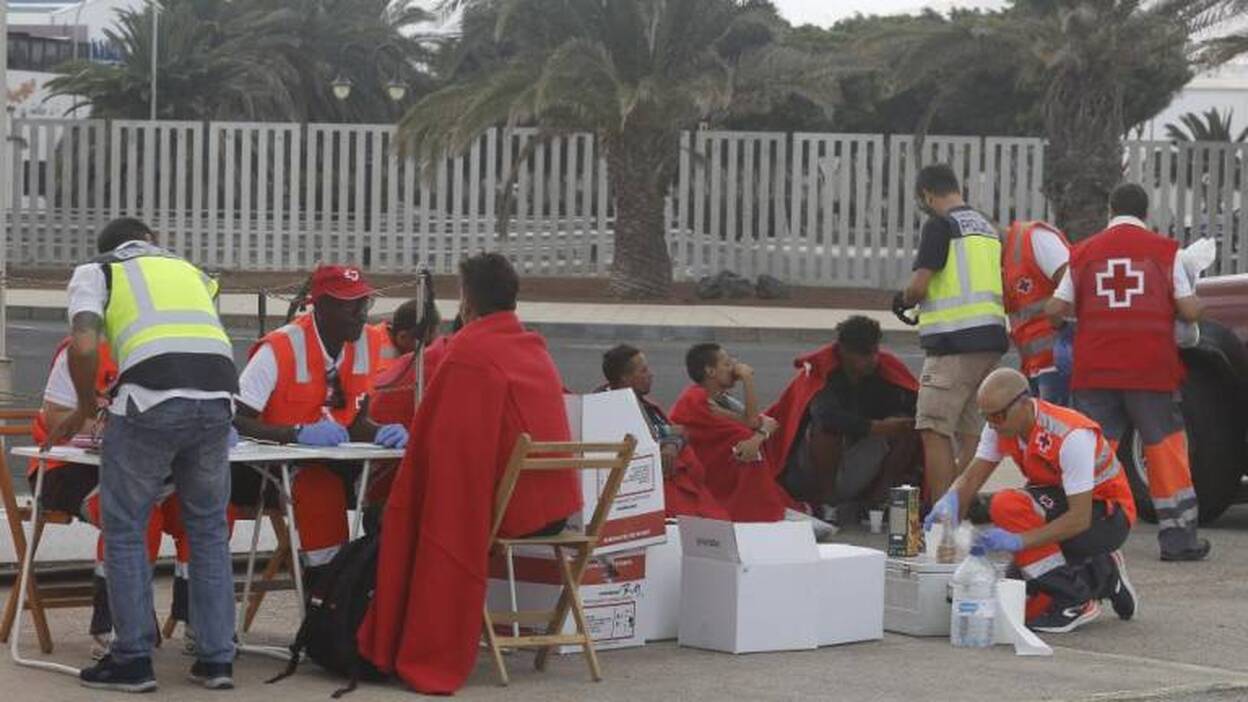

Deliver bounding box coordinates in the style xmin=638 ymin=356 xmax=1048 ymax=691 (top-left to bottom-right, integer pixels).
xmin=331 ymin=74 xmax=353 ymax=101
xmin=331 ymin=42 xmax=409 ymax=103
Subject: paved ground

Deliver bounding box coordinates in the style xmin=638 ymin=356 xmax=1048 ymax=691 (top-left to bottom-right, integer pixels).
xmin=2 ymin=512 xmax=1247 ymax=700
xmin=4 ymin=300 xmax=1247 ymax=700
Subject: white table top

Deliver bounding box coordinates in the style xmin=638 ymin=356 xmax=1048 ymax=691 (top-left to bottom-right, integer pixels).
xmin=12 ymin=441 xmax=405 ymax=466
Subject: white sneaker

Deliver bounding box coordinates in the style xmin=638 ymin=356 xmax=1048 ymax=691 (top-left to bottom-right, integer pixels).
xmin=90 ymin=633 xmax=112 ymax=661
xmin=182 ymin=625 xmax=198 ymax=657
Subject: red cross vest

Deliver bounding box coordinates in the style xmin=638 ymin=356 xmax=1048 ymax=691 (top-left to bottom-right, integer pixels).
xmin=1070 ymin=223 xmax=1183 ymax=392
xmin=256 ymin=314 xmax=379 ymax=427
xmin=996 ymin=400 xmax=1136 ymax=525
xmin=1003 ymin=221 xmax=1069 ymax=377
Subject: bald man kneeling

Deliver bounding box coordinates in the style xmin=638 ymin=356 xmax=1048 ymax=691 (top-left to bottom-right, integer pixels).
xmin=925 ymin=368 xmax=1139 ymax=633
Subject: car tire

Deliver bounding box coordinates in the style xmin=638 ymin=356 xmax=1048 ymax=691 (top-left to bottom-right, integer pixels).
xmin=1118 ymin=362 xmax=1245 ymax=525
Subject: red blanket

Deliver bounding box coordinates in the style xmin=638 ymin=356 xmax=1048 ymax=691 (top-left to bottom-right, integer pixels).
xmin=357 ymin=312 xmax=581 ymax=695
xmin=765 ymin=343 xmax=918 ymax=471
xmin=635 ymin=395 xmax=731 ymax=520
xmin=668 ymin=384 xmax=795 ymax=522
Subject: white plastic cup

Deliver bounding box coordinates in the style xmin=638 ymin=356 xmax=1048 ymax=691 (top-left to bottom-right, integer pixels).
xmin=869 ymin=509 xmax=885 ymax=534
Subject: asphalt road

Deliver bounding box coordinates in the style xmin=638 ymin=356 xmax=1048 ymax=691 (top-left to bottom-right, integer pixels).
xmin=0 ymin=318 xmax=958 ymax=486
xmin=4 ymin=320 xmax=936 ymax=412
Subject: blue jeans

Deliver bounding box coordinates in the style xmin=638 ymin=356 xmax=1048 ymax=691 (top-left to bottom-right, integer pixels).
xmin=100 ymin=397 xmax=234 ymax=664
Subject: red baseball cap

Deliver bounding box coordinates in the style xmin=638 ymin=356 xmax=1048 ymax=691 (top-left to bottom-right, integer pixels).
xmin=309 ymin=264 xmax=375 ymax=301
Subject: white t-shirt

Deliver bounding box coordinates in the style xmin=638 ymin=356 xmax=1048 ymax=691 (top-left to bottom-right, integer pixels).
xmin=66 ymin=240 xmax=233 ymax=415
xmin=43 ymin=348 xmax=78 ymax=409
xmin=237 ymin=315 xmax=343 ymax=413
xmin=1030 ymin=226 xmax=1070 ymax=280
xmin=975 ymin=417 xmax=1095 ymax=496
xmin=1052 ymin=216 xmax=1193 ymax=303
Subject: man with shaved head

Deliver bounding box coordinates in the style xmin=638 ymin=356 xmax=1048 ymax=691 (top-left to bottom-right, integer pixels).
xmin=925 ymin=368 xmax=1138 ymax=633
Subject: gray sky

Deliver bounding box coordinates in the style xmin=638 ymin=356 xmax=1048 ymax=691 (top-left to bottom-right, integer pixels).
xmin=772 ymin=0 xmax=1008 ymax=27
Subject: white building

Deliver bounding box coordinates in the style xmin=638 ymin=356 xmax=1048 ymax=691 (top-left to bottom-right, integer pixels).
xmin=5 ymin=0 xmax=142 ymax=119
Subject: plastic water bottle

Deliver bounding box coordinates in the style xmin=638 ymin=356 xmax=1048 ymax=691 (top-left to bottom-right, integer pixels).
xmin=950 ymin=545 xmax=997 ymax=648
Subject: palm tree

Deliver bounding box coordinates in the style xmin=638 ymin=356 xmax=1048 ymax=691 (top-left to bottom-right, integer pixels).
xmin=1165 ymin=108 xmax=1248 ymax=142
xmin=397 ymin=0 xmax=847 ymax=298
xmin=47 ymin=0 xmax=436 ymax=123
xmin=852 ymin=0 xmax=1231 ymax=241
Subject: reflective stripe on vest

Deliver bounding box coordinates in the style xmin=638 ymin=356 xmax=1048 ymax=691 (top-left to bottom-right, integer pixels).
xmin=103 ymin=251 xmax=232 ymax=375
xmin=919 ymin=213 xmax=1006 ymax=339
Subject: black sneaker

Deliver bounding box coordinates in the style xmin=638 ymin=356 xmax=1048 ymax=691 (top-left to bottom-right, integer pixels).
xmin=79 ymin=654 xmax=157 ymax=693
xmin=1107 ymin=550 xmax=1138 ymax=620
xmin=1161 ymin=538 xmax=1211 ymax=562
xmin=189 ymin=661 xmax=234 ymax=690
xmin=1028 ymin=600 xmax=1101 ymax=634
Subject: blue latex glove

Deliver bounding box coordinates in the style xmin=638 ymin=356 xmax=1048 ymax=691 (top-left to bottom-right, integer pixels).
xmin=374 ymin=423 xmax=409 ymax=449
xmin=227 ymin=425 xmax=240 ymax=449
xmin=975 ymin=527 xmax=1024 ymax=553
xmin=295 ymin=419 xmax=349 ymax=447
xmin=923 ymin=490 xmax=959 ymax=532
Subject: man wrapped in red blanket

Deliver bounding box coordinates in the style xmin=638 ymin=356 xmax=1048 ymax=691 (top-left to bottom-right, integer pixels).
xmin=669 ymin=343 xmax=798 ymax=522
xmin=358 ymin=254 xmax=581 ymax=695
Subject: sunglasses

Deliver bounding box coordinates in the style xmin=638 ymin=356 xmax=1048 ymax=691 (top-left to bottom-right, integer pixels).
xmin=982 ymin=390 xmax=1029 ymax=424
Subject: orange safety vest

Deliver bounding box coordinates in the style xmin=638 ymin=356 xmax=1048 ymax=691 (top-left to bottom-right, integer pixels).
xmin=1003 ymin=221 xmax=1069 ymax=378
xmin=30 ymin=339 xmax=118 ymax=476
xmin=257 ymin=314 xmax=380 ymax=427
xmin=370 ymin=321 xmax=399 ymax=373
xmin=996 ymin=400 xmax=1137 ymax=525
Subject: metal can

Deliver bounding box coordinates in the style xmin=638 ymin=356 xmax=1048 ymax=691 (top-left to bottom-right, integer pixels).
xmin=888 ymin=484 xmax=922 ymax=557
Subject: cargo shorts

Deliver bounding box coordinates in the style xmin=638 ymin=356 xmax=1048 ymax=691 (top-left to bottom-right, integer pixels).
xmin=915 ymin=351 xmax=1002 ymax=438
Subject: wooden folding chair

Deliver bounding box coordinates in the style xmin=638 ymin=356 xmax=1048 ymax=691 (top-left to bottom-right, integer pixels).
xmin=0 ymin=409 xmax=94 ymax=655
xmin=481 ymin=432 xmax=637 ymax=686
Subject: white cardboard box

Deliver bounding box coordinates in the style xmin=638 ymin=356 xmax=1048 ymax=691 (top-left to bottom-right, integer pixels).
xmin=487 ymin=548 xmax=647 ymax=653
xmin=641 ymin=522 xmax=682 ymax=641
xmin=884 ymin=557 xmax=957 ymax=637
xmin=565 ymin=390 xmax=666 ymax=554
xmin=815 ymin=544 xmax=885 ymax=646
xmin=677 ymin=517 xmax=819 ymax=654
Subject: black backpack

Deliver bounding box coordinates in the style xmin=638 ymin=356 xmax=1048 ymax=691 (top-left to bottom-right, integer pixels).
xmin=267 ymin=531 xmax=385 ymax=698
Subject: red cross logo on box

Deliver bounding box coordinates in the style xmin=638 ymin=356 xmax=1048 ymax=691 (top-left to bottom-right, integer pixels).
xmin=1095 ymin=258 xmax=1144 ymax=309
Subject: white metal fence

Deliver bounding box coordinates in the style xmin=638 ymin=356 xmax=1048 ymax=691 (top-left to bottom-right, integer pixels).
xmin=16 ymin=120 xmax=1242 ymax=288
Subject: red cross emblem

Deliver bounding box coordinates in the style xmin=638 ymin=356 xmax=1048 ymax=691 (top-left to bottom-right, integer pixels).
xmin=1016 ymin=277 xmax=1033 ymax=295
xmin=1035 ymin=431 xmax=1053 ymax=453
xmin=1095 ymin=258 xmax=1145 ymax=309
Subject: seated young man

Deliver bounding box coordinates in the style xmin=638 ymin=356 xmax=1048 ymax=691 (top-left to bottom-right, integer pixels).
xmin=232 ymin=265 xmax=408 ymax=584
xmin=668 ymin=343 xmax=794 ymax=521
xmin=601 ymin=344 xmax=729 ymax=520
xmin=358 ymin=253 xmax=582 ymax=695
xmin=767 ymin=316 xmax=921 ymax=522
xmin=927 ymin=368 xmax=1137 ymax=633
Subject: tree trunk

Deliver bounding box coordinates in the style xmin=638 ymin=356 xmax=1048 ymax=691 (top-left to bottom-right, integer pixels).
xmin=1041 ymin=9 xmax=1127 ymax=242
xmin=605 ymin=129 xmax=676 ymax=299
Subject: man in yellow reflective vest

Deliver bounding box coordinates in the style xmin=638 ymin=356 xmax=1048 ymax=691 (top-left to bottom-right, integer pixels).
xmin=46 ymin=218 xmax=239 ymax=692
xmin=897 ymin=164 xmax=1008 ymax=502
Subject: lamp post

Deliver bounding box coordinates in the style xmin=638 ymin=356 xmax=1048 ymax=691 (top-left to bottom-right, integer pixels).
xmin=0 ymin=0 xmax=11 ymax=385
xmin=330 ymin=42 xmax=409 ymax=104
xmin=149 ymin=0 xmax=158 ymax=120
